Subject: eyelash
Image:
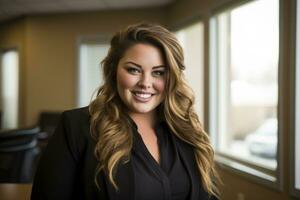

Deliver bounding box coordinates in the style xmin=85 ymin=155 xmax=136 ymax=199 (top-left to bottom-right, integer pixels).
xmin=126 ymin=67 xmax=140 ymax=74
xmin=126 ymin=67 xmax=165 ymax=77
xmin=152 ymin=70 xmax=165 ymax=77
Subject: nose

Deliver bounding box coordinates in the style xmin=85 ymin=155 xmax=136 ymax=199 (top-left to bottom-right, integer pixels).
xmin=138 ymin=73 xmax=152 ymax=89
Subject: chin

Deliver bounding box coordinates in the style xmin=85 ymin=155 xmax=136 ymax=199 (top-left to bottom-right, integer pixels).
xmin=130 ymin=105 xmax=156 ymax=114
xmin=132 ymin=108 xmax=154 ymax=114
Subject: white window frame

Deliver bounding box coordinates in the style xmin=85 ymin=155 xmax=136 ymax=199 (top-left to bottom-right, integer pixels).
xmin=209 ymin=0 xmax=283 ymax=190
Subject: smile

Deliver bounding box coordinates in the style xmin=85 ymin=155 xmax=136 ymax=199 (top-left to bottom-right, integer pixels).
xmin=132 ymin=91 xmax=154 ymax=102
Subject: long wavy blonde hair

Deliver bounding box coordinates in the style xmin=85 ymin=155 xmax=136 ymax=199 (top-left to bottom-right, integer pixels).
xmin=89 ymin=23 xmax=219 ymax=197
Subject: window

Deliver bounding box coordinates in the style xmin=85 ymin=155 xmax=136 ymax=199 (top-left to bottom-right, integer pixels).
xmin=175 ymin=22 xmax=205 ymax=123
xmin=78 ymin=38 xmax=109 ymax=107
xmin=0 ymin=50 xmax=19 ymax=130
xmin=209 ymin=0 xmax=280 ymax=184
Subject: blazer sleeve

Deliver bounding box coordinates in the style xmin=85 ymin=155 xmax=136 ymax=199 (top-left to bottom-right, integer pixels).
xmin=31 ymin=111 xmax=83 ymax=200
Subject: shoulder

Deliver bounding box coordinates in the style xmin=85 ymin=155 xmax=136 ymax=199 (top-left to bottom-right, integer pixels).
xmin=60 ymin=106 xmax=90 ymax=130
xmin=62 ymin=106 xmax=90 ymax=121
xmin=56 ymin=107 xmax=92 ymax=154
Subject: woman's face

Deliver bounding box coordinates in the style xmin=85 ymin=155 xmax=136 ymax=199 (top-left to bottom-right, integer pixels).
xmin=116 ymin=43 xmax=166 ymax=115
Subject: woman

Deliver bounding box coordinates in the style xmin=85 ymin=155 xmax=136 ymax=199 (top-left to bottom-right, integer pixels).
xmin=31 ymin=23 xmax=219 ymax=200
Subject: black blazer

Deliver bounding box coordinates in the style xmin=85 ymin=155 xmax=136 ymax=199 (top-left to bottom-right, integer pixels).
xmin=31 ymin=107 xmax=214 ymax=200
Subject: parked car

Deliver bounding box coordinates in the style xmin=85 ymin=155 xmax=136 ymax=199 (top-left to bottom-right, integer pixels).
xmin=245 ymin=118 xmax=277 ymax=159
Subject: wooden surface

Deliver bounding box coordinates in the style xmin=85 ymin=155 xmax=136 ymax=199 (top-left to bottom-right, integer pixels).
xmin=0 ymin=184 xmax=32 ymax=200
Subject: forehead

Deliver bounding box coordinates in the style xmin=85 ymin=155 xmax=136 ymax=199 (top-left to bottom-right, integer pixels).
xmin=119 ymin=43 xmax=165 ymax=67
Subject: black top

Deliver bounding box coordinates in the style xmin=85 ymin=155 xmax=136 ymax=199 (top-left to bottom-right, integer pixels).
xmin=31 ymin=107 xmax=216 ymax=200
xmin=132 ymin=120 xmax=190 ymax=200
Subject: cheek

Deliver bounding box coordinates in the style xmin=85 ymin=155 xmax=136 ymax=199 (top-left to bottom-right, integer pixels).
xmin=117 ymin=72 xmax=137 ymax=90
xmin=154 ymin=79 xmax=166 ymax=93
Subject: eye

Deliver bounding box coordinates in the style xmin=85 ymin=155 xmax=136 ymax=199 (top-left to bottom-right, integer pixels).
xmin=126 ymin=67 xmax=140 ymax=74
xmin=152 ymin=70 xmax=165 ymax=77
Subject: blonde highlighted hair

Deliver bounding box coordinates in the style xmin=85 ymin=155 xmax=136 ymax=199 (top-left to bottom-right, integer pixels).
xmin=89 ymin=23 xmax=220 ymax=197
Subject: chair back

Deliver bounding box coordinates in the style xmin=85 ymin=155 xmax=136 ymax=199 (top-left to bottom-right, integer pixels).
xmin=37 ymin=112 xmax=61 ymax=139
xmin=0 ymin=126 xmax=40 ymax=183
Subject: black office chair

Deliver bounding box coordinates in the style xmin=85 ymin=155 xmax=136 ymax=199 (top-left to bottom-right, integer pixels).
xmin=36 ymin=111 xmax=61 ymax=153
xmin=0 ymin=126 xmax=41 ymax=183
xmin=37 ymin=111 xmax=61 ymax=140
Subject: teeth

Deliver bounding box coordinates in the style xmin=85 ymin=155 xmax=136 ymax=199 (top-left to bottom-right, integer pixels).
xmin=134 ymin=93 xmax=152 ymax=98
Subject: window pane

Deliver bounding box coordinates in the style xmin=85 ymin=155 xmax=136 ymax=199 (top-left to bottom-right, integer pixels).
xmin=78 ymin=43 xmax=109 ymax=107
xmin=0 ymin=50 xmax=19 ymax=129
xmin=175 ymin=22 xmax=205 ymax=122
xmin=213 ymin=0 xmax=279 ymax=172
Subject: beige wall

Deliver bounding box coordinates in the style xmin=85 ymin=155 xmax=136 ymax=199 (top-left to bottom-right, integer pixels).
xmin=167 ymin=0 xmax=209 ymax=28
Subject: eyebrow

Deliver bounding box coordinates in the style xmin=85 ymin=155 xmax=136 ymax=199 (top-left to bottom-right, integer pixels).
xmin=124 ymin=61 xmax=166 ymax=69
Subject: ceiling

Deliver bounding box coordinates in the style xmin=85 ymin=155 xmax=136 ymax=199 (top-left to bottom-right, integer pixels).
xmin=0 ymin=0 xmax=174 ymax=23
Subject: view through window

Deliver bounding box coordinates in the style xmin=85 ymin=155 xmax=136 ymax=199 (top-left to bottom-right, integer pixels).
xmin=210 ymin=0 xmax=279 ymax=177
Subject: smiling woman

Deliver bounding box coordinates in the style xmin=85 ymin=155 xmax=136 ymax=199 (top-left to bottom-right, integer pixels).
xmin=31 ymin=23 xmax=219 ymax=200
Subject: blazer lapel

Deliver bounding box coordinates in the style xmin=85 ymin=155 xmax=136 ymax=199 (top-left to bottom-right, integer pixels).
xmin=173 ymin=136 xmax=200 ymax=200
xmin=104 ymin=161 xmax=135 ymax=200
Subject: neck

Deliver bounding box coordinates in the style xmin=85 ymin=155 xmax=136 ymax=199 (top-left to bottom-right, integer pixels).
xmin=129 ymin=110 xmax=157 ymax=129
